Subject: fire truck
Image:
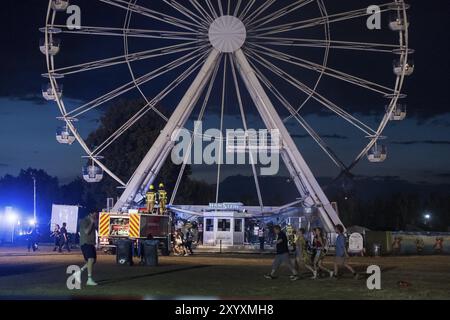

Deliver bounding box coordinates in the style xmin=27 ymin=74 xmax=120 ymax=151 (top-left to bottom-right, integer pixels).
xmin=98 ymin=211 xmax=172 ymax=255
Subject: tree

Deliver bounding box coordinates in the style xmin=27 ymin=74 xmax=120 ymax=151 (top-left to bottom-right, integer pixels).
xmin=0 ymin=168 xmax=59 ymax=227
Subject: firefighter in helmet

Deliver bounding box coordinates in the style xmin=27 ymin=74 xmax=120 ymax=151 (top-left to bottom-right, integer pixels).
xmin=158 ymin=183 xmax=168 ymax=215
xmin=146 ymin=185 xmax=156 ymax=214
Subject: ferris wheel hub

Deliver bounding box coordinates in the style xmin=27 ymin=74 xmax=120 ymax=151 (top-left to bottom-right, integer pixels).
xmin=209 ymin=15 xmax=246 ymax=53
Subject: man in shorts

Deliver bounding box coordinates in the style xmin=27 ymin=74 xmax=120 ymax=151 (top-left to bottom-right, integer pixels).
xmin=334 ymin=224 xmax=358 ymax=279
xmin=264 ymin=225 xmax=298 ymax=281
xmin=78 ymin=211 xmax=99 ymax=286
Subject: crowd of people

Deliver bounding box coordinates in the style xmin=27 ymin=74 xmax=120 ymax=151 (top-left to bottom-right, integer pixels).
xmin=265 ymin=224 xmax=359 ymax=281
xmin=172 ymin=228 xmax=195 ymax=256
xmin=50 ymin=222 xmax=71 ymax=253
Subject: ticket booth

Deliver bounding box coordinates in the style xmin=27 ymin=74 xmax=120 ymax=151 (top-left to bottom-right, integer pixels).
xmin=203 ymin=211 xmax=245 ymax=246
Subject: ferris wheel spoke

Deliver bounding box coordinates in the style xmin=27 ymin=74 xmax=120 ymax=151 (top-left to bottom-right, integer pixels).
xmin=245 ymin=50 xmax=377 ymax=137
xmin=67 ymin=46 xmax=208 ymax=118
xmin=170 ymin=55 xmax=222 ymax=205
xmin=252 ymin=3 xmax=397 ymax=36
xmin=230 ymin=55 xmax=264 ymax=209
xmin=217 ymin=0 xmax=224 ymax=16
xmin=189 ymin=0 xmax=214 ymax=23
xmin=205 ymin=0 xmax=219 ymax=19
xmin=233 ymin=0 xmax=242 ymax=17
xmin=99 ymin=0 xmax=205 ymax=33
xmin=215 ymin=54 xmax=228 ymax=204
xmin=238 ymin=0 xmax=256 ymax=20
xmin=53 ymin=41 xmax=204 ymax=76
xmin=250 ymin=36 xmax=405 ymax=54
xmin=249 ymin=43 xmax=394 ymax=96
xmin=52 ymin=24 xmax=203 ymax=40
xmin=162 ymin=0 xmax=209 ymax=29
xmin=94 ymin=50 xmax=212 ymax=156
xmin=247 ymin=0 xmax=315 ymax=30
xmin=248 ymin=58 xmax=347 ymax=171
xmin=242 ymin=0 xmax=276 ymax=26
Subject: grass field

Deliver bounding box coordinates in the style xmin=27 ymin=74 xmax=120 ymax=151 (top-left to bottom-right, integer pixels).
xmin=0 ymin=247 xmax=449 ymax=300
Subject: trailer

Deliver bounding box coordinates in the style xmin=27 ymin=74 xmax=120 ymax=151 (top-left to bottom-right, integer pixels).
xmin=98 ymin=211 xmax=172 ymax=256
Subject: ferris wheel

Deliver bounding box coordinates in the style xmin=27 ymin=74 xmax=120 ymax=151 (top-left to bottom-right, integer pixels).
xmin=41 ymin=0 xmax=413 ymax=231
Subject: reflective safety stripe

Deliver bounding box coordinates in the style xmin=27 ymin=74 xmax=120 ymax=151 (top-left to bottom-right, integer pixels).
xmin=99 ymin=213 xmax=110 ymax=237
xmin=129 ymin=214 xmax=140 ymax=238
xmin=146 ymin=192 xmax=156 ymax=202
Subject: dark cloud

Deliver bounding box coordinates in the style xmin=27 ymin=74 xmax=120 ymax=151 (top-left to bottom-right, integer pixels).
xmin=291 ymin=134 xmax=309 ymax=139
xmin=292 ymin=134 xmax=348 ymax=140
xmin=0 ymin=163 xmax=9 ymax=168
xmin=391 ymin=140 xmax=450 ymax=145
xmin=0 ymin=0 xmax=449 ymax=120
xmin=434 ymin=172 xmax=450 ymax=179
xmin=321 ymin=134 xmax=348 ymax=140
xmin=429 ymin=118 xmax=450 ymax=128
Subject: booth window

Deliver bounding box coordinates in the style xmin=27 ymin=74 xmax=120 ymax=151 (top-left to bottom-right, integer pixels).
xmin=206 ymin=219 xmax=214 ymax=232
xmin=218 ymin=219 xmax=231 ymax=231
xmin=234 ymin=219 xmax=243 ymax=232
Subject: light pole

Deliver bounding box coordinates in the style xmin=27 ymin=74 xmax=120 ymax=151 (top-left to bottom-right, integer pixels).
xmin=424 ymin=213 xmax=431 ymax=226
xmin=32 ymin=176 xmax=37 ymax=223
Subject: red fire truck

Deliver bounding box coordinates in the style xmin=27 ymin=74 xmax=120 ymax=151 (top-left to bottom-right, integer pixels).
xmin=98 ymin=211 xmax=172 ymax=255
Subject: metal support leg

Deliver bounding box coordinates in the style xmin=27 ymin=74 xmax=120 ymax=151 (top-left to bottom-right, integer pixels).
xmin=113 ymin=49 xmax=221 ymax=212
xmin=233 ymin=49 xmax=342 ymax=232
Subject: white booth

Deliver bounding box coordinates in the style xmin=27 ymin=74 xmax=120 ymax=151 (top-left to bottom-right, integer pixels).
xmin=203 ymin=211 xmax=245 ymax=246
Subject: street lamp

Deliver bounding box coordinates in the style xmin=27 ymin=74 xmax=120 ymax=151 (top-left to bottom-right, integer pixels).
xmin=5 ymin=211 xmax=18 ymax=243
xmin=424 ymin=213 xmax=432 ymax=227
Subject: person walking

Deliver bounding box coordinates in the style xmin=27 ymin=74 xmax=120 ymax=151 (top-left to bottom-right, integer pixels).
xmin=51 ymin=224 xmax=61 ymax=252
xmin=59 ymin=222 xmax=71 ymax=252
xmin=333 ymin=224 xmax=358 ymax=279
xmin=264 ymin=225 xmax=299 ymax=281
xmin=77 ymin=212 xmax=99 ymax=286
xmin=27 ymin=226 xmax=39 ymax=252
xmin=311 ymin=227 xmax=333 ymax=279
xmin=294 ymin=228 xmax=316 ymax=278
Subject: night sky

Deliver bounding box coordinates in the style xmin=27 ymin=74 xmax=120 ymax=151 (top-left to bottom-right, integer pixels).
xmin=0 ymin=0 xmax=449 ymax=191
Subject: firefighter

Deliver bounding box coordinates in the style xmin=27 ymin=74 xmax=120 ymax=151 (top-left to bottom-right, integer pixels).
xmin=158 ymin=183 xmax=168 ymax=215
xmin=146 ymin=185 xmax=156 ymax=214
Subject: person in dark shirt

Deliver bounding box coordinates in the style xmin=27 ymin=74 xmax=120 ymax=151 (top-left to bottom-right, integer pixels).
xmin=264 ymin=225 xmax=298 ymax=281
xmin=77 ymin=212 xmax=99 ymax=286
xmin=27 ymin=227 xmax=39 ymax=252
xmin=59 ymin=222 xmax=71 ymax=252
xmin=184 ymin=228 xmax=194 ymax=255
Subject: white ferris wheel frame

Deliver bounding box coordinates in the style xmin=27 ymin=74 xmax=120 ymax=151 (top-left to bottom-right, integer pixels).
xmin=42 ymin=0 xmax=411 ymax=231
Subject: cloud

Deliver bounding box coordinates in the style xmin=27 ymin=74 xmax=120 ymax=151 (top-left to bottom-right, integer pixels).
xmin=0 ymin=163 xmax=9 ymax=168
xmin=291 ymin=134 xmax=309 ymax=139
xmin=292 ymin=133 xmax=348 ymax=140
xmin=391 ymin=140 xmax=450 ymax=145
xmin=434 ymin=172 xmax=450 ymax=178
xmin=321 ymin=134 xmax=348 ymax=140
xmin=429 ymin=118 xmax=450 ymax=128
